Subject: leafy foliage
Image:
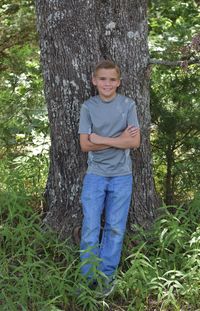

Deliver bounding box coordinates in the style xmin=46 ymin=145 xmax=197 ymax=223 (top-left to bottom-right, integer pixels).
xmin=120 ymin=198 xmax=200 ymax=310
xmin=0 ymin=0 xmax=36 ymax=64
xmin=0 ymin=46 xmax=48 ymax=157
xmin=150 ymin=65 xmax=200 ymax=203
xmin=149 ymin=0 xmax=200 ymax=203
xmin=0 ymin=0 xmax=49 ymax=173
xmin=149 ymin=0 xmax=200 ymax=59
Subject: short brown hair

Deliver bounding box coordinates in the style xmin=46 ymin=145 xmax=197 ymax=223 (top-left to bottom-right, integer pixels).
xmin=93 ymin=59 xmax=121 ymax=79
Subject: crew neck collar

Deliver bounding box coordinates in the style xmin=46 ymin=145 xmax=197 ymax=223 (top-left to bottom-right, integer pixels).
xmin=98 ymin=94 xmax=118 ymax=103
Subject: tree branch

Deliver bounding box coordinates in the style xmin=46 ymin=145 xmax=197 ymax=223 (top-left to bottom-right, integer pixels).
xmin=149 ymin=58 xmax=200 ymax=67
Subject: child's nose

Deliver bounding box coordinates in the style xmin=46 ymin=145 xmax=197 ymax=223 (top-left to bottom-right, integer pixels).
xmin=105 ymin=79 xmax=111 ymax=85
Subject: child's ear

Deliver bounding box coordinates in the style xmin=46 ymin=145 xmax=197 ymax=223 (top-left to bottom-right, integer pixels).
xmin=117 ymin=79 xmax=121 ymax=88
xmin=92 ymin=73 xmax=97 ymax=86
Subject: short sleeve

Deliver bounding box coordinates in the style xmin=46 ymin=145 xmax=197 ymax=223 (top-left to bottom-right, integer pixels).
xmin=127 ymin=101 xmax=139 ymax=128
xmin=78 ymin=104 xmax=92 ymax=134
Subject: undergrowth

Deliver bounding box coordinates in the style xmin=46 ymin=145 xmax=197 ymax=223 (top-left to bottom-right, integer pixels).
xmin=0 ymin=158 xmax=199 ymax=310
xmin=120 ymin=197 xmax=200 ymax=311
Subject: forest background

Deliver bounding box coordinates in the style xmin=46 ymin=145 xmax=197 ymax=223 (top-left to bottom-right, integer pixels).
xmin=0 ymin=0 xmax=200 ymax=310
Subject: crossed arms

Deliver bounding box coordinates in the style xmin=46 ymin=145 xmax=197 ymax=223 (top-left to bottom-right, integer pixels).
xmin=80 ymin=125 xmax=140 ymax=152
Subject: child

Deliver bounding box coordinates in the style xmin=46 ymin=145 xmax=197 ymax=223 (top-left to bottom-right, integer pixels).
xmin=78 ymin=59 xmax=140 ymax=295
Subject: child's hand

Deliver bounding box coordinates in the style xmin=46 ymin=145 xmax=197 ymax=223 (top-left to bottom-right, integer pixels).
xmin=89 ymin=133 xmax=103 ymax=144
xmin=121 ymin=125 xmax=139 ymax=138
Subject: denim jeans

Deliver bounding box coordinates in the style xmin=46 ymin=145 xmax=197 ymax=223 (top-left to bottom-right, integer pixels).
xmin=80 ymin=173 xmax=133 ymax=279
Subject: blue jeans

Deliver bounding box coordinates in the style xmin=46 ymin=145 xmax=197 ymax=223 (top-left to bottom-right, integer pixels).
xmin=80 ymin=173 xmax=133 ymax=279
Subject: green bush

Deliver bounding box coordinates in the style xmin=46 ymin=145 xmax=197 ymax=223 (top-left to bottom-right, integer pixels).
xmin=1 ymin=192 xmax=199 ymax=310
xmin=119 ymin=198 xmax=200 ymax=310
xmin=0 ymin=156 xmax=199 ymax=310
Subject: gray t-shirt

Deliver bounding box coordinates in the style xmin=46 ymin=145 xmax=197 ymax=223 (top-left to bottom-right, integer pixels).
xmin=78 ymin=94 xmax=139 ymax=177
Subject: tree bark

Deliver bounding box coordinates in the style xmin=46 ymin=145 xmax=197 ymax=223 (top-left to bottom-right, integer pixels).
xmin=165 ymin=147 xmax=175 ymax=205
xmin=35 ymin=0 xmax=160 ymax=241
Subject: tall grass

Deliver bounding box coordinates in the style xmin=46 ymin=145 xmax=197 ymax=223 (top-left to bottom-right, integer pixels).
xmin=0 ymin=156 xmax=107 ymax=311
xmin=0 ymin=187 xmax=109 ymax=311
xmin=0 ymin=191 xmax=77 ymax=310
xmin=120 ymin=197 xmax=200 ymax=310
xmin=0 ymin=156 xmax=200 ymax=310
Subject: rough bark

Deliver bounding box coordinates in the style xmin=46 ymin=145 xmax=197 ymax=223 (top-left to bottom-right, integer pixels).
xmin=35 ymin=0 xmax=160 ymax=241
xmin=165 ymin=147 xmax=175 ymax=205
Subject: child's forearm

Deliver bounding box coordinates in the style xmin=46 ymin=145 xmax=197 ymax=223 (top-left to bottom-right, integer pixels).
xmin=79 ymin=133 xmax=110 ymax=152
xmin=89 ymin=126 xmax=140 ymax=149
xmin=91 ymin=135 xmax=140 ymax=149
xmin=81 ymin=140 xmax=110 ymax=152
xmin=104 ymin=137 xmax=137 ymax=149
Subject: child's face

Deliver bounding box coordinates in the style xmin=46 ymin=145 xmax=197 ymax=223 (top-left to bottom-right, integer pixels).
xmin=92 ymin=68 xmax=121 ymax=101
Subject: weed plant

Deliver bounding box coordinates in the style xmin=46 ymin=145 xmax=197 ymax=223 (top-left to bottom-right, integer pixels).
xmin=0 ymin=157 xmax=199 ymax=310
xmin=0 ymin=156 xmax=108 ymax=311
xmin=119 ymin=197 xmax=200 ymax=310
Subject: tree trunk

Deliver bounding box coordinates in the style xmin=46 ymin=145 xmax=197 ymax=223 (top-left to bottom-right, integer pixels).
xmin=35 ymin=0 xmax=160 ymax=241
xmin=165 ymin=146 xmax=175 ymax=205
